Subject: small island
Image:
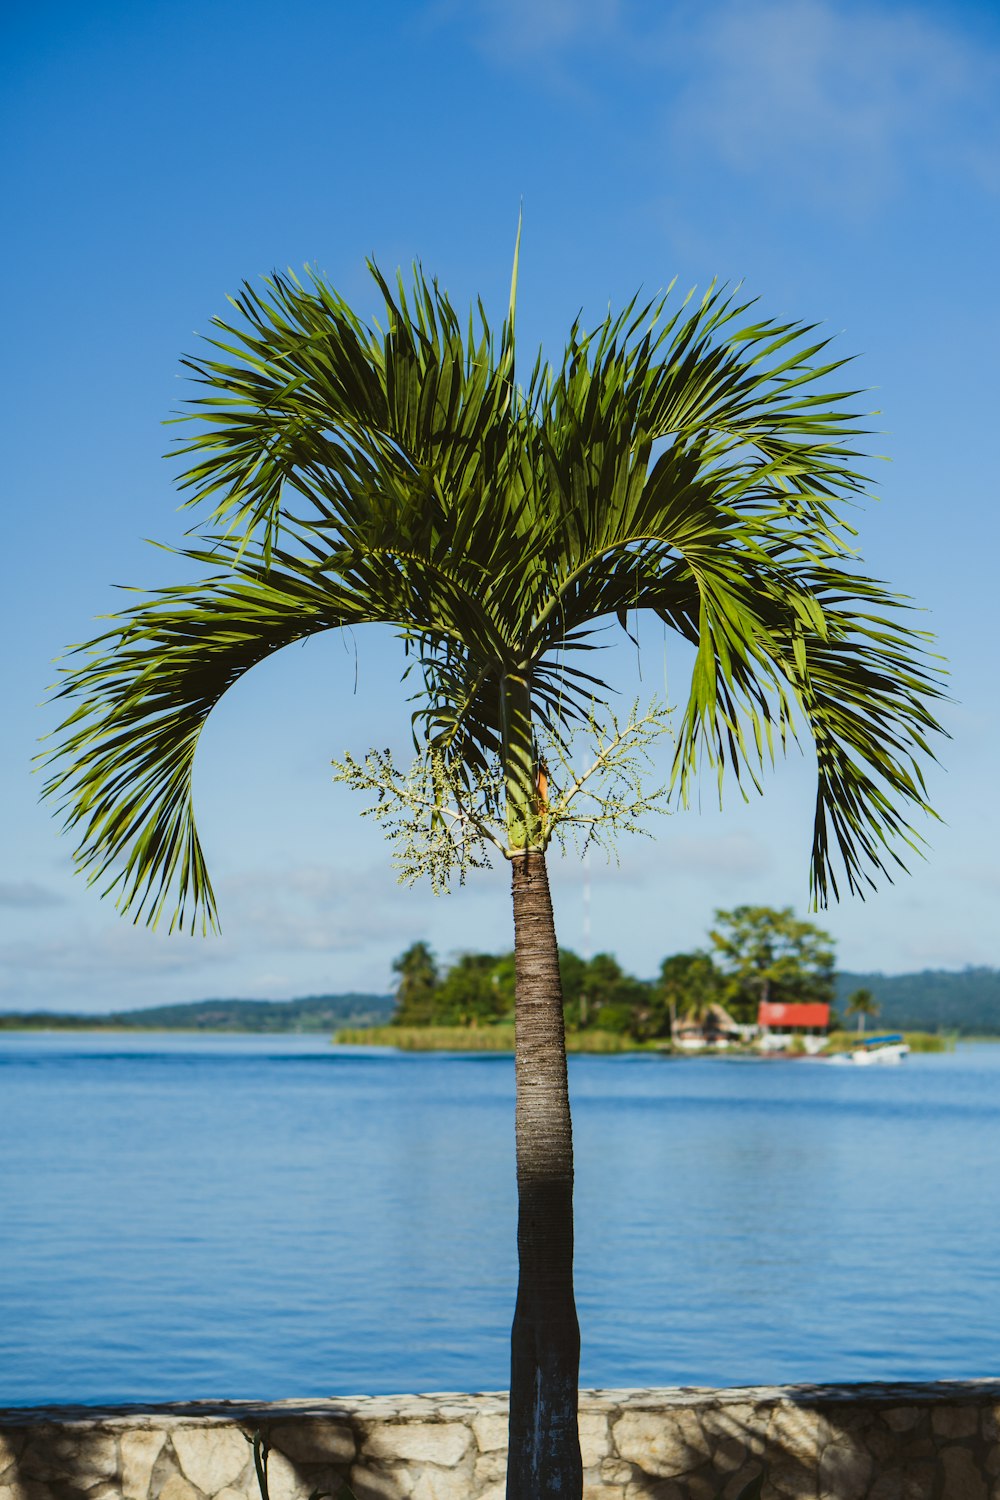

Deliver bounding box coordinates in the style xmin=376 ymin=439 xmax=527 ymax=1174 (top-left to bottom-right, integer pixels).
xmin=337 ymin=905 xmax=987 ymax=1055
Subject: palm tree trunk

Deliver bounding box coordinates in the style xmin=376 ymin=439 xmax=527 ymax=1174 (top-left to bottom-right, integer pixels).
xmin=506 ymin=847 xmax=582 ymax=1500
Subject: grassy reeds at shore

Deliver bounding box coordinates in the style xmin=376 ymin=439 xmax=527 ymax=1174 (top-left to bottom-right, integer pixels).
xmin=335 ymin=1024 xmax=639 ymax=1052
xmin=337 ymin=1026 xmax=957 ymax=1054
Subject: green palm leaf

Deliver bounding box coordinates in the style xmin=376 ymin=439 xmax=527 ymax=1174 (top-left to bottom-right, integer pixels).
xmin=42 ymin=257 xmax=945 ymax=926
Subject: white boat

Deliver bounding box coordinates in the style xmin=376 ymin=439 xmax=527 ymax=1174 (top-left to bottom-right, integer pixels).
xmin=830 ymin=1032 xmax=910 ymax=1065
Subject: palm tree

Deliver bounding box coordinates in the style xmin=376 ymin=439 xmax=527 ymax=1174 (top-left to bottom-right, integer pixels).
xmin=41 ymin=248 xmax=944 ymax=1499
xmin=847 ymin=986 xmax=880 ymax=1035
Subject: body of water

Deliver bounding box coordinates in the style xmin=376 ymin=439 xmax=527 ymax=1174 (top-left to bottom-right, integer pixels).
xmin=1 ymin=1033 xmax=998 ymax=1404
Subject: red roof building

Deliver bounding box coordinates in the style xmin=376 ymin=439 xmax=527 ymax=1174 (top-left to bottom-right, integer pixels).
xmin=758 ymin=1001 xmax=830 ymax=1029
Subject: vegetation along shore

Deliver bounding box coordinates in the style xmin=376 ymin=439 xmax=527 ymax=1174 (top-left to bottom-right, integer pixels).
xmin=4 ymin=910 xmax=995 ymax=1043
xmin=332 ymin=905 xmax=990 ymax=1051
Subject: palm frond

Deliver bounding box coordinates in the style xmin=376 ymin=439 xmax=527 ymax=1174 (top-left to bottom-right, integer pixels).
xmin=44 ymin=255 xmax=946 ymax=924
xmin=41 ymin=555 xmax=378 ymax=931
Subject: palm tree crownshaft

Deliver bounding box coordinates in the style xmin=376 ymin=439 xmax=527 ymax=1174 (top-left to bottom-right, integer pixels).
xmin=502 ymin=672 xmax=543 ymax=852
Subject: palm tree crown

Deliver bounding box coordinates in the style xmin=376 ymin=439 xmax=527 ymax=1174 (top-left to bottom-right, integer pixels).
xmin=42 ymin=255 xmax=944 ymax=928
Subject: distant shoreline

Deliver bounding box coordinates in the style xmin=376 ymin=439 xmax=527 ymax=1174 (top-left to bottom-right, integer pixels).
xmin=3 ymin=963 xmax=997 ymax=1035
xmin=336 ymin=1025 xmax=959 ymax=1054
xmin=0 ymin=1024 xmax=963 ymax=1054
xmin=0 ymin=991 xmax=393 ymax=1035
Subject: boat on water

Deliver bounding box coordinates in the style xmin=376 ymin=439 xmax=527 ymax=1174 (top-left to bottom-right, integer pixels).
xmin=829 ymin=1032 xmax=911 ymax=1065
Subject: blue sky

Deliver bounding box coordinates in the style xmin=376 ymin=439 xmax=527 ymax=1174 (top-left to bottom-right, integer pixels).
xmin=2 ymin=0 xmax=998 ymax=1012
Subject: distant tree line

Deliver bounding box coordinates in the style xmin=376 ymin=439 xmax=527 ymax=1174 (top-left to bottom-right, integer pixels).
xmin=0 ymin=994 xmax=394 ymax=1032
xmin=392 ymin=905 xmax=837 ymax=1041
xmin=834 ymin=968 xmax=1000 ymax=1036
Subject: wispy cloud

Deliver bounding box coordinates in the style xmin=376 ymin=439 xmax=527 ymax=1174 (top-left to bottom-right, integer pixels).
xmin=443 ymin=0 xmax=1000 ymax=209
xmin=466 ymin=0 xmax=622 ymax=58
xmin=0 ymin=879 xmax=65 ymax=908
xmin=423 ymin=0 xmax=625 ymax=99
xmin=0 ymin=925 xmax=228 ymax=985
xmin=0 ymin=854 xmax=478 ymax=1010
xmin=217 ymin=860 xmax=435 ymax=953
xmin=663 ymin=0 xmax=998 ymax=209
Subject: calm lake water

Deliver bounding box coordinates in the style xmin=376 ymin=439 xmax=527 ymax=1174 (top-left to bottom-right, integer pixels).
xmin=1 ymin=1033 xmax=998 ymax=1405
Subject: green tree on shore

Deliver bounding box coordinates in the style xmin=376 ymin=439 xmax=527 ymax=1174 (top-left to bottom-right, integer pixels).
xmin=392 ymin=941 xmax=439 ymax=1026
xmin=653 ymin=951 xmax=725 ymax=1039
xmin=846 ymin=985 xmax=879 ymax=1035
xmin=433 ymin=952 xmax=512 ymax=1026
xmin=42 ymin=248 xmax=943 ymax=1498
xmin=710 ymin=905 xmax=836 ymax=1022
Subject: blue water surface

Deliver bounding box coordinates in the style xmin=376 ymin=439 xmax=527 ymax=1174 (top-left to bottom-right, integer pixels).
xmin=1 ymin=1033 xmax=998 ymax=1404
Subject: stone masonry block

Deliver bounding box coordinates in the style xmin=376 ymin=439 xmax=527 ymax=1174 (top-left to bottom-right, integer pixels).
xmin=474 ymin=1451 xmax=506 ymax=1485
xmin=933 ymin=1406 xmax=979 ymax=1438
xmin=941 ymin=1445 xmax=987 ymax=1500
xmin=905 ymin=1468 xmax=940 ymax=1500
xmin=868 ymin=1474 xmax=905 ymax=1500
xmin=261 ymin=1447 xmax=307 ymax=1500
xmin=613 ymin=1410 xmax=708 ymax=1478
xmin=665 ymin=1474 xmax=717 ymax=1500
xmin=0 ymin=1433 xmax=23 ymax=1472
xmin=579 ymin=1412 xmax=611 ymax=1467
xmin=702 ymin=1407 xmax=754 ymax=1450
xmin=714 ymin=1436 xmax=748 ymax=1472
xmin=408 ymin=1467 xmax=474 ymax=1500
xmin=363 ymin=1424 xmax=470 ymax=1467
xmin=882 ymin=1407 xmax=920 ymax=1433
xmin=53 ymin=1430 xmax=118 ymax=1478
xmin=158 ymin=1477 xmax=201 ymax=1500
xmin=866 ymin=1424 xmax=898 ymax=1464
xmin=723 ymin=1469 xmax=765 ymax=1500
xmin=349 ymin=1464 xmax=408 ymax=1500
xmin=270 ymin=1420 xmax=355 ymax=1466
xmin=471 ymin=1414 xmax=508 ymax=1454
xmin=766 ymin=1455 xmax=818 ymax=1498
xmin=817 ymin=1442 xmax=872 ymax=1500
xmin=766 ymin=1407 xmax=820 ymax=1469
xmin=172 ymin=1426 xmax=250 ymax=1494
xmin=121 ymin=1429 xmax=166 ymax=1500
xmin=624 ymin=1481 xmax=682 ymax=1500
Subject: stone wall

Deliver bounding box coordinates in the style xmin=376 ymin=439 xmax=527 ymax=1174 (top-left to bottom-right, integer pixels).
xmin=2 ymin=1382 xmax=999 ymax=1500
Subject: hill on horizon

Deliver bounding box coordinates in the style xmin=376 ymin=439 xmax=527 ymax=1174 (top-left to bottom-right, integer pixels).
xmin=0 ymin=992 xmax=394 ymax=1032
xmin=834 ymin=967 xmax=1000 ymax=1035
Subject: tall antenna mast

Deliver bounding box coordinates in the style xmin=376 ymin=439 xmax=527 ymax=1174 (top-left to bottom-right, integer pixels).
xmin=580 ymin=847 xmax=592 ymax=1027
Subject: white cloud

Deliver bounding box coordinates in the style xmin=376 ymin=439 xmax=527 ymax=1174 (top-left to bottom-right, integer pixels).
xmin=663 ymin=0 xmax=995 ymax=209
xmin=443 ymin=0 xmax=1000 ymax=210
xmin=0 ymin=852 xmax=493 ymax=1011
xmin=422 ymin=0 xmax=627 ymax=102
xmin=0 ymin=924 xmax=228 ymax=986
xmin=217 ymin=861 xmax=430 ymax=953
